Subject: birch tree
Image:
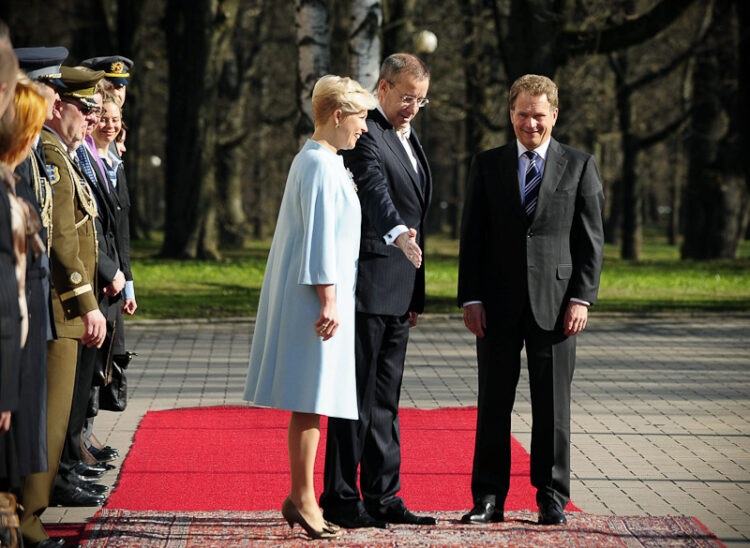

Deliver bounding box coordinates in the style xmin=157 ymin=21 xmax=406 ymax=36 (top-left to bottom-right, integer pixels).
xmin=348 ymin=0 xmax=381 ymax=92
xmin=295 ymin=0 xmax=331 ymax=140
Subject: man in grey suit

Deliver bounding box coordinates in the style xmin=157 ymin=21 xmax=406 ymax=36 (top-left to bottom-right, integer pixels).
xmin=321 ymin=53 xmax=435 ymax=529
xmin=458 ymin=74 xmax=604 ymax=526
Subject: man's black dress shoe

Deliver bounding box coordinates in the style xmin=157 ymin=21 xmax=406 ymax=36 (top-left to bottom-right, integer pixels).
xmin=72 ymin=461 xmax=108 ymax=477
xmin=64 ymin=473 xmax=108 ymax=494
xmin=372 ymin=505 xmax=437 ymax=525
xmin=461 ymin=500 xmax=504 ymax=523
xmin=322 ymin=507 xmax=389 ymax=529
xmin=88 ymin=445 xmax=119 ymax=462
xmin=537 ymin=500 xmax=567 ymax=525
xmin=63 ymin=470 xmax=98 ymax=483
xmin=50 ymin=484 xmax=105 ymax=507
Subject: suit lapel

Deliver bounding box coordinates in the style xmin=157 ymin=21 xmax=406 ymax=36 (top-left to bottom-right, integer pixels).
xmin=371 ymin=109 xmax=425 ymax=204
xmin=499 ymin=144 xmax=525 ymax=224
xmin=86 ymin=147 xmax=119 ymax=211
xmin=409 ymin=130 xmax=431 ymax=206
xmin=533 ymin=138 xmax=567 ymax=223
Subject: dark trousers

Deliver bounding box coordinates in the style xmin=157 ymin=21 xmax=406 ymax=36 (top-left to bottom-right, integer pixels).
xmin=60 ymin=344 xmax=97 ymax=468
xmin=470 ymin=300 xmax=576 ymax=510
xmin=321 ymin=312 xmax=410 ymax=514
xmin=20 ymin=338 xmax=77 ymax=543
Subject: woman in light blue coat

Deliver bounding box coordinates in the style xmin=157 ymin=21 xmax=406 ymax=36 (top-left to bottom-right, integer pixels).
xmin=244 ymin=75 xmax=376 ymax=540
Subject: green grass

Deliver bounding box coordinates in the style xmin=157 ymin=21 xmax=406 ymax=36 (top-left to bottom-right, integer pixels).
xmin=130 ymin=233 xmax=750 ymax=319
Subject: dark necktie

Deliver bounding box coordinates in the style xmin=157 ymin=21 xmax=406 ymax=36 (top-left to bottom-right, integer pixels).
xmin=75 ymin=149 xmax=102 ymax=213
xmin=524 ymin=150 xmax=541 ymax=220
xmin=76 ymin=147 xmax=98 ymax=188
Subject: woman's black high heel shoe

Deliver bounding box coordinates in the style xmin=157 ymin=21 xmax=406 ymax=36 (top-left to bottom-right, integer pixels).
xmin=282 ymin=497 xmax=341 ymax=540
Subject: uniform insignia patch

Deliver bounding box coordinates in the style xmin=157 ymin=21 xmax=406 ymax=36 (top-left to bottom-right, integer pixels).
xmin=46 ymin=165 xmax=60 ymax=184
xmin=111 ymin=61 xmax=124 ymax=73
xmin=70 ymin=272 xmax=83 ymax=284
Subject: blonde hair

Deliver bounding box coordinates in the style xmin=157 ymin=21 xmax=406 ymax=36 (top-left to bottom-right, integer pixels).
xmin=509 ymin=74 xmax=558 ymax=111
xmin=0 ymin=79 xmax=46 ymax=166
xmin=312 ymin=75 xmax=377 ymax=126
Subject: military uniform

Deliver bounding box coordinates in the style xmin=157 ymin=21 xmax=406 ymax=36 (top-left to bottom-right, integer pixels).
xmin=20 ymin=66 xmax=104 ymax=542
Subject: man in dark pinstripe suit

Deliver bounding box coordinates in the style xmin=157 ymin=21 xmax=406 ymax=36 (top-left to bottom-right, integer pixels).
xmin=321 ymin=53 xmax=435 ymax=529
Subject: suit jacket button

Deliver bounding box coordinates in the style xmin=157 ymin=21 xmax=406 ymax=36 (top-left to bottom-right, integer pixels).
xmin=527 ymin=231 xmax=533 ymax=238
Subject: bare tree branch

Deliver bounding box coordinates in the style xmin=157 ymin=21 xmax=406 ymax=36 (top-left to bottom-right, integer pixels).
xmin=564 ymin=0 xmax=697 ymax=55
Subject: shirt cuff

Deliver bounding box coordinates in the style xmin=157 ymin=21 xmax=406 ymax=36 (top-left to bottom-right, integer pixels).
xmin=462 ymin=300 xmax=482 ymax=307
xmin=384 ymin=225 xmax=409 ymax=246
xmin=570 ymin=298 xmax=590 ymax=306
xmin=124 ymin=280 xmax=135 ymax=300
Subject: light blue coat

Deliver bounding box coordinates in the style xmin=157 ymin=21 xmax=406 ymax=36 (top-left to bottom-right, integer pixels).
xmin=244 ymin=140 xmax=360 ymax=419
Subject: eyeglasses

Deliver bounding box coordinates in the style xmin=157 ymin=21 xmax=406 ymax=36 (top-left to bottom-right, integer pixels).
xmin=61 ymin=98 xmax=101 ymax=117
xmin=387 ymin=81 xmax=429 ymax=108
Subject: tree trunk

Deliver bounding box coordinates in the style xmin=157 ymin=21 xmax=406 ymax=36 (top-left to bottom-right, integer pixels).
xmin=348 ymin=0 xmax=382 ymax=92
xmin=117 ymin=0 xmax=152 ymax=240
xmin=668 ymin=140 xmax=685 ymax=246
xmin=162 ymin=0 xmax=239 ymax=259
xmin=382 ymin=0 xmax=416 ymax=55
xmin=682 ymin=0 xmax=747 ymax=259
xmin=608 ymin=0 xmax=641 ymax=261
xmin=295 ymin=0 xmax=331 ymax=142
xmin=215 ymin=0 xmax=268 ymax=247
xmin=461 ymin=0 xmax=486 ymax=163
xmin=504 ymin=0 xmax=567 ymax=81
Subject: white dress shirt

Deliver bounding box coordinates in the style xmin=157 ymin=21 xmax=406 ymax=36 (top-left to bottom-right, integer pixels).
xmin=377 ymin=103 xmax=424 ymax=246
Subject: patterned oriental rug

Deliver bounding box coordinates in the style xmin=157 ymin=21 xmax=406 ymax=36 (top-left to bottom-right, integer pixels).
xmin=104 ymin=405 xmax=577 ymax=512
xmin=68 ymin=406 xmax=723 ymax=546
xmin=81 ymin=509 xmax=724 ymax=547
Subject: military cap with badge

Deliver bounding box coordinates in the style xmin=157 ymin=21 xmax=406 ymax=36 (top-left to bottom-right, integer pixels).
xmin=44 ymin=66 xmax=105 ymax=186
xmin=81 ymin=55 xmax=132 ymax=86
xmin=56 ymin=66 xmax=105 ymax=110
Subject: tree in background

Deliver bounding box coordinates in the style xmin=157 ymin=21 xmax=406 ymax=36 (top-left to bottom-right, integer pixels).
xmin=348 ymin=0 xmax=381 ymax=91
xmin=162 ymin=0 xmax=239 ymax=259
xmin=3 ymin=0 xmax=746 ymax=261
xmin=215 ymin=0 xmax=268 ymax=247
xmin=295 ymin=0 xmax=331 ymax=141
xmin=608 ymin=1 xmax=712 ymax=260
xmin=682 ymin=0 xmax=749 ymax=259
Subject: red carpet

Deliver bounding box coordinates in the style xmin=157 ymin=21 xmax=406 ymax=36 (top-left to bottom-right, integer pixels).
xmin=105 ymin=406 xmax=578 ymax=512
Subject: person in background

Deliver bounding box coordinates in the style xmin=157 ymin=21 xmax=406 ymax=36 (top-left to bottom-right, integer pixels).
xmin=20 ymin=66 xmax=107 ymax=548
xmin=0 ymin=75 xmax=49 ymax=509
xmin=0 ymin=40 xmax=24 ymax=546
xmin=458 ymin=74 xmax=604 ymax=526
xmin=244 ymin=75 xmax=376 ymax=540
xmin=81 ymin=55 xmax=136 ymax=461
xmin=81 ymin=55 xmax=135 ymax=317
xmin=52 ymin=82 xmax=120 ymax=508
xmin=81 ymin=56 xmax=130 ymax=110
xmin=115 ymin=121 xmax=127 ymax=157
xmin=11 ymin=50 xmax=66 ymax=493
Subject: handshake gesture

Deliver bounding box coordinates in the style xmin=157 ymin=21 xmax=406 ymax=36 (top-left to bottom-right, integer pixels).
xmin=396 ymin=228 xmax=422 ymax=268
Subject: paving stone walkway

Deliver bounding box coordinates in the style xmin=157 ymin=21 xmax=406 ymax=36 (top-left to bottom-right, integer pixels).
xmin=46 ymin=314 xmax=750 ymax=546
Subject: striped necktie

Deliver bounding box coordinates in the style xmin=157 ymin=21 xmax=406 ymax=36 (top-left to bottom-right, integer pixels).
xmin=76 ymin=147 xmax=98 ymax=188
xmin=75 ymin=148 xmax=102 ymax=213
xmin=523 ymin=150 xmax=541 ymax=220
